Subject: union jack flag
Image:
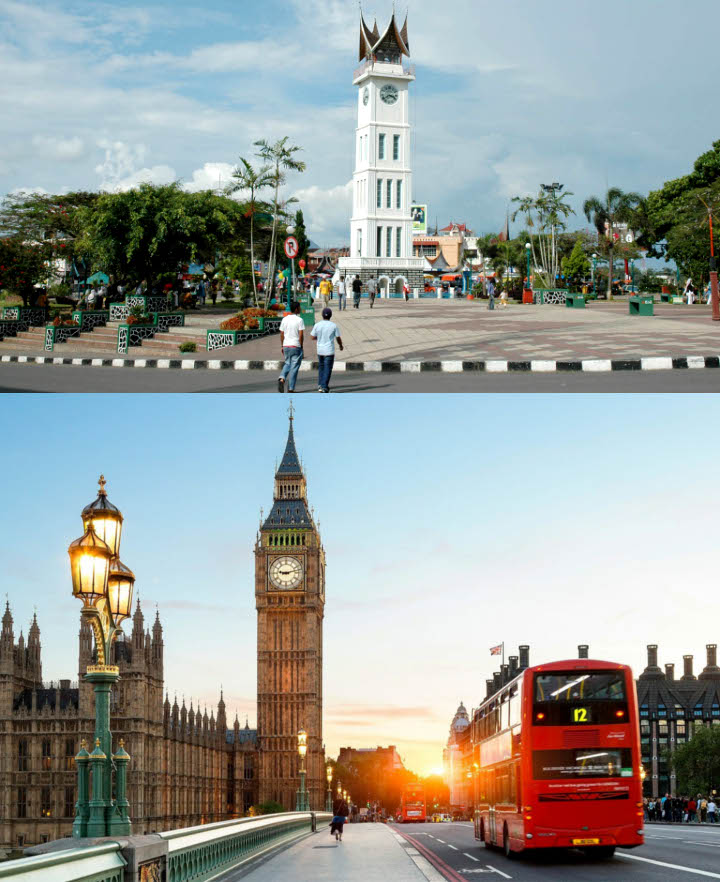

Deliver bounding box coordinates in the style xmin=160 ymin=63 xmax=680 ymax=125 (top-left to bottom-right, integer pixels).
xmin=490 ymin=644 xmax=503 ymax=656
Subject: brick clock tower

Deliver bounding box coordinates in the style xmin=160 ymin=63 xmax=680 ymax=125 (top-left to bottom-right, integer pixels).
xmin=255 ymin=409 xmax=325 ymax=810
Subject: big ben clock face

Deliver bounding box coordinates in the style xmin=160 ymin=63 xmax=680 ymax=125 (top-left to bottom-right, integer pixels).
xmin=380 ymin=85 xmax=398 ymax=105
xmin=269 ymin=556 xmax=303 ymax=589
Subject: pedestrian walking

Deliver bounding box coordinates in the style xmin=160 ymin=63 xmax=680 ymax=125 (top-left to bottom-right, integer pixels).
xmin=311 ymin=307 xmax=344 ymax=393
xmin=278 ymin=301 xmax=305 ymax=393
xmin=352 ymin=275 xmax=362 ymax=308
xmin=319 ymin=278 xmax=332 ymax=308
xmin=708 ymin=799 xmax=717 ymax=823
xmin=367 ymin=276 xmax=377 ymax=308
xmin=687 ymin=797 xmax=697 ymax=823
xmin=330 ymin=796 xmax=350 ymax=842
xmin=700 ymin=796 xmax=708 ymax=823
xmin=197 ymin=279 xmax=205 ymax=306
xmin=403 ymin=280 xmax=410 ymax=301
xmin=487 ymin=279 xmax=495 ymax=311
xmin=337 ymin=276 xmax=347 ymax=310
xmin=684 ymin=278 xmax=695 ymax=305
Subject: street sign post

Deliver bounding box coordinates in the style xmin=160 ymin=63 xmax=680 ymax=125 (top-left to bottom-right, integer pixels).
xmin=284 ymin=237 xmax=299 ymax=312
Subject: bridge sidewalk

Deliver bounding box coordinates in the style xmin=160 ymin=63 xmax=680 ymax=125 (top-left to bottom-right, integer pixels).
xmin=225 ymin=822 xmax=441 ymax=882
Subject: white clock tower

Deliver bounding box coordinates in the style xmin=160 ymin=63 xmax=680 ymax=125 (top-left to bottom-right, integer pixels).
xmin=338 ymin=11 xmax=425 ymax=296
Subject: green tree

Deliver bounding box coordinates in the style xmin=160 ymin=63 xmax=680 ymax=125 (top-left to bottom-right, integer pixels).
xmin=293 ymin=209 xmax=310 ymax=262
xmin=583 ymin=187 xmax=644 ymax=299
xmin=0 ymin=237 xmax=47 ymax=306
xmin=75 ymin=184 xmax=244 ymax=288
xmin=561 ymin=239 xmax=590 ymax=290
xmin=251 ymin=801 xmax=285 ymax=816
xmin=254 ymin=137 xmax=306 ymax=296
xmin=512 ymin=188 xmax=575 ymax=288
xmin=226 ymin=158 xmax=273 ymax=306
xmin=669 ymin=725 xmax=720 ymax=796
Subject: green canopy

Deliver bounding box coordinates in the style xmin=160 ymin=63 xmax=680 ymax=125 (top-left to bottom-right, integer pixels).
xmin=87 ymin=272 xmax=109 ymax=284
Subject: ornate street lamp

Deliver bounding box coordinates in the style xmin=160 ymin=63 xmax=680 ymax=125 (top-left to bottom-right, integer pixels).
xmin=592 ymin=253 xmax=598 ymax=298
xmin=68 ymin=476 xmax=134 ymax=838
xmin=326 ymin=763 xmax=333 ymax=813
xmin=295 ymin=728 xmax=309 ymax=811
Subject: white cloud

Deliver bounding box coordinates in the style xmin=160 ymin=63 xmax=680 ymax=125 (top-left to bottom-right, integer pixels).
xmin=32 ymin=135 xmax=85 ymax=161
xmin=290 ymin=182 xmax=352 ymax=245
xmin=182 ymin=162 xmax=235 ymax=192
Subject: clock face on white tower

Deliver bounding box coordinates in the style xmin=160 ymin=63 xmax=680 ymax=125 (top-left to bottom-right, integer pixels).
xmin=269 ymin=556 xmax=303 ymax=589
xmin=380 ymin=84 xmax=399 ymax=105
xmin=363 ymin=87 xmax=369 ymax=106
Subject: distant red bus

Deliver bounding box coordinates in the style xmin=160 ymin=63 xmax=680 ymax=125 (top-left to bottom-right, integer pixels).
xmin=400 ymin=782 xmax=426 ymax=823
xmin=473 ymin=659 xmax=644 ymax=860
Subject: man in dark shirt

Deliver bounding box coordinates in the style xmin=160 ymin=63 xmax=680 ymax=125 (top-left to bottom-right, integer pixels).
xmin=352 ymin=275 xmax=362 ymax=309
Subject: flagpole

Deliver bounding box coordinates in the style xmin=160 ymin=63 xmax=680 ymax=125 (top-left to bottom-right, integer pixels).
xmin=502 ymin=642 xmax=505 ymax=670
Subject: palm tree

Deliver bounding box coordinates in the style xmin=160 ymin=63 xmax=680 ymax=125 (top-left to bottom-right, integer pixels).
xmin=512 ymin=190 xmax=574 ymax=288
xmin=226 ymin=159 xmax=272 ymax=306
xmin=583 ymin=188 xmax=644 ymax=300
xmin=254 ymin=138 xmax=306 ymax=298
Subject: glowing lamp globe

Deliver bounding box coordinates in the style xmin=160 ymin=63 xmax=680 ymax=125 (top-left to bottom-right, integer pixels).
xmin=326 ymin=764 xmax=333 ymax=785
xmin=82 ymin=475 xmax=124 ymax=558
xmin=107 ymin=559 xmax=135 ymax=623
xmin=68 ymin=526 xmax=112 ymax=605
xmin=297 ymin=728 xmax=307 ymax=758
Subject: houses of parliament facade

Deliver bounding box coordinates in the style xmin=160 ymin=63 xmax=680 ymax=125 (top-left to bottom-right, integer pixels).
xmin=0 ymin=416 xmax=326 ymax=848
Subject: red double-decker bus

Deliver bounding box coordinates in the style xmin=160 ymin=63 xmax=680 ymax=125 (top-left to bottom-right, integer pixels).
xmin=472 ymin=658 xmax=644 ymax=860
xmin=400 ymin=782 xmax=426 ymax=823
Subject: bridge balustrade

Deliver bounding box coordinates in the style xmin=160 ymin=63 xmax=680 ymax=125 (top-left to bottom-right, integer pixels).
xmin=1 ymin=811 xmax=331 ymax=882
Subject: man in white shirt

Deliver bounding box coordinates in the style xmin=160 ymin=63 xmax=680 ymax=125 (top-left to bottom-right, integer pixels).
xmin=337 ymin=276 xmax=347 ymax=311
xmin=311 ymin=307 xmax=344 ymax=392
xmin=278 ymin=301 xmax=305 ymax=393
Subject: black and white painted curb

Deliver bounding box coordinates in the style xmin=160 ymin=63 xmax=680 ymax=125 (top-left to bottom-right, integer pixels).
xmin=2 ymin=354 xmax=719 ymax=372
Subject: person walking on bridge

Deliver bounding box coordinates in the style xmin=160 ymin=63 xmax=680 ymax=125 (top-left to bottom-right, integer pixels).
xmin=331 ymin=796 xmax=350 ymax=842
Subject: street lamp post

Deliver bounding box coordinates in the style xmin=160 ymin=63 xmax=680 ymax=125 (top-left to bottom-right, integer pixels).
xmin=68 ymin=476 xmax=134 ymax=838
xmin=326 ymin=764 xmax=333 ymax=813
xmin=296 ymin=729 xmax=309 ymax=811
xmin=525 ymin=242 xmax=532 ymax=302
xmin=592 ymin=253 xmax=598 ymax=298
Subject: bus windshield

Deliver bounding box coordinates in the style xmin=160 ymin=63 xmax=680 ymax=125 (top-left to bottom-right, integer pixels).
xmin=534 ymin=671 xmax=626 ymax=703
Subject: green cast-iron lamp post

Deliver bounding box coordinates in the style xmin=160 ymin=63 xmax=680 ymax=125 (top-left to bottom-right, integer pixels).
xmin=326 ymin=763 xmax=333 ymax=813
xmin=592 ymin=253 xmax=598 ymax=297
xmin=68 ymin=476 xmax=134 ymax=838
xmin=295 ymin=728 xmax=310 ymax=811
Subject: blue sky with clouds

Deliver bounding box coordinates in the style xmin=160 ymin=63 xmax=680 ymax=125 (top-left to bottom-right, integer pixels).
xmin=2 ymin=0 xmax=719 ymax=248
xmin=2 ymin=394 xmax=719 ymax=772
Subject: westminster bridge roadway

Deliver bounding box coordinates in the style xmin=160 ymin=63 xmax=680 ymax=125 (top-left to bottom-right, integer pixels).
xmin=8 ymin=817 xmax=720 ymax=881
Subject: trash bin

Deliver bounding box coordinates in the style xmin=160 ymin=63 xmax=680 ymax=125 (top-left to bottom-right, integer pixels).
xmin=629 ymin=296 xmax=654 ymax=317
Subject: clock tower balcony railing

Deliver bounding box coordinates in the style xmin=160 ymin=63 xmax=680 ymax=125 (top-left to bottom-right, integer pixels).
xmin=354 ymin=58 xmax=415 ymax=81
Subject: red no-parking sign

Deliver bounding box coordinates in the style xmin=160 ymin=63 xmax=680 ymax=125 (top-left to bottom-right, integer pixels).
xmin=284 ymin=236 xmax=299 ymax=259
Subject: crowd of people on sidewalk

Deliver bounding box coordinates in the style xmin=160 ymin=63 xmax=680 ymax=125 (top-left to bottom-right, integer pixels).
xmin=644 ymin=794 xmax=717 ymax=823
xmin=309 ymin=274 xmax=411 ymax=308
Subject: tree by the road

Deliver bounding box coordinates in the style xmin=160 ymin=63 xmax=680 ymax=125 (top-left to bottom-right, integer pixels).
xmin=227 ymin=158 xmax=273 ymax=306
xmin=254 ymin=137 xmax=306 ymax=296
xmin=75 ymin=183 xmax=244 ymax=288
xmin=561 ymin=238 xmax=590 ymax=289
xmin=583 ymin=187 xmax=644 ymax=300
xmin=512 ymin=188 xmax=575 ymax=288
xmin=669 ymin=724 xmax=720 ymax=796
xmin=0 ymin=236 xmax=47 ymax=306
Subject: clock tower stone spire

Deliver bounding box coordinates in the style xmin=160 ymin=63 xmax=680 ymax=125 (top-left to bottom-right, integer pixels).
xmin=339 ymin=7 xmax=424 ymax=297
xmin=255 ymin=411 xmax=325 ymax=810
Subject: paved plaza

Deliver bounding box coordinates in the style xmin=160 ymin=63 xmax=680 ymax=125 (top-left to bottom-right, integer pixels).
xmin=2 ymin=300 xmax=720 ymax=366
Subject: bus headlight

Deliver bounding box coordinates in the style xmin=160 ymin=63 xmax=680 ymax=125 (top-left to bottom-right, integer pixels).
xmin=526 ymin=833 xmax=533 ymax=840
xmin=637 ymin=830 xmax=644 ymax=836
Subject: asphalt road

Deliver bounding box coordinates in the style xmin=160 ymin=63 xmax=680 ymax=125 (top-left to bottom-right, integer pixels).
xmin=390 ymin=821 xmax=720 ymax=881
xmin=3 ymin=363 xmax=720 ymax=393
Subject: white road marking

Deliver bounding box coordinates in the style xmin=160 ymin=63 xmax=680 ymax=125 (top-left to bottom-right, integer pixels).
xmin=407 ymin=854 xmax=448 ymax=882
xmin=448 ymin=844 xmax=458 ymax=850
xmin=405 ymin=848 xmax=421 ymax=855
xmin=684 ymin=841 xmax=720 ymax=848
xmin=435 ymin=838 xmax=445 ymax=843
xmin=618 ymin=853 xmax=720 ymax=877
xmin=487 ymin=866 xmax=512 ymax=879
xmin=464 ymin=853 xmax=480 ymax=861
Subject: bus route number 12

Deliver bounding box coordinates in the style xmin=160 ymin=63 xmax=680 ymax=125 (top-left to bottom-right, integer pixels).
xmin=573 ymin=707 xmax=589 ymax=723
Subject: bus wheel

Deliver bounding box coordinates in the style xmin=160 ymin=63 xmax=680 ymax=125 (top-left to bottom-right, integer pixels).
xmin=480 ymin=821 xmax=490 ymax=849
xmin=583 ymin=846 xmax=615 ymax=860
xmin=503 ymin=824 xmax=514 ymax=859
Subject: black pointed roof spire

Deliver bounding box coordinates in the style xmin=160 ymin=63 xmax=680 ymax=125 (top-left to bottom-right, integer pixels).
xmin=277 ymin=404 xmax=302 ymax=475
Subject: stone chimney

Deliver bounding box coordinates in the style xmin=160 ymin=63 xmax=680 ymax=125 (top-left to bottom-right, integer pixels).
xmin=681 ymin=655 xmax=695 ymax=681
xmin=665 ymin=664 xmax=675 ymax=681
xmin=519 ymin=645 xmax=530 ymax=670
xmin=486 ymin=679 xmax=494 ymax=699
xmin=509 ymin=656 xmax=519 ymax=678
xmin=578 ymin=645 xmax=589 ymax=659
xmin=501 ymin=664 xmax=509 ymax=685
xmin=639 ymin=644 xmax=664 ymax=679
xmin=493 ymin=672 xmax=501 ymax=692
xmin=700 ymin=644 xmax=720 ymax=680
